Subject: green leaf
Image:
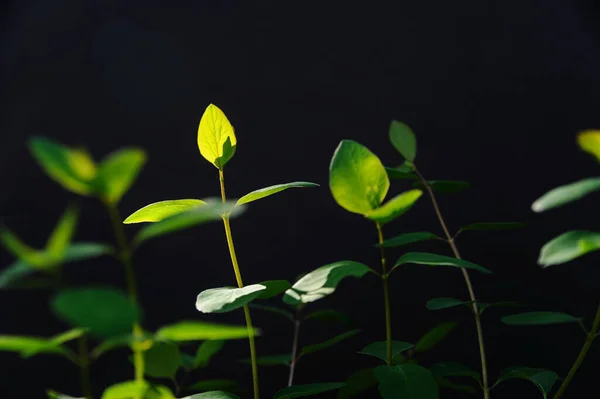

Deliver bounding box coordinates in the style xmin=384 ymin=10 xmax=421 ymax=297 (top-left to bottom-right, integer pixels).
xmin=299 ymin=329 xmax=361 ymax=358
xmin=358 ymin=341 xmax=414 ymax=363
xmin=337 ymin=368 xmax=377 ymax=399
xmin=0 ymin=335 xmax=68 ymax=357
xmin=415 ymin=322 xmax=457 ymax=352
xmin=430 ymin=362 xmax=481 ymax=386
xmin=194 ymin=340 xmax=224 ymax=368
xmin=531 ymin=177 xmax=600 ymax=212
xmin=47 ymin=391 xmax=83 ymax=399
xmin=0 ymin=228 xmax=48 ymax=268
xmin=392 ymin=252 xmax=492 ymax=274
xmin=364 ymin=189 xmax=423 ymax=224
xmin=248 ymin=304 xmax=294 ymax=322
xmin=577 ymin=130 xmax=600 ymax=162
xmin=329 ymin=140 xmax=390 ymax=215
xmin=385 ymin=165 xmax=416 ymax=180
xmin=458 ymin=222 xmax=527 ymax=234
xmin=425 ymin=297 xmax=467 ymax=311
xmin=62 ymin=242 xmax=114 ymax=262
xmin=495 ymin=367 xmax=559 ymax=398
xmin=196 ymin=284 xmax=267 ymax=314
xmin=375 ymin=364 xmax=439 ymax=399
xmin=155 ymin=321 xmax=258 ymax=341
xmin=142 ymin=341 xmax=181 ymax=379
xmin=45 ymin=206 xmax=79 ymax=258
xmin=501 ymin=312 xmax=581 ymax=326
xmin=274 ymin=383 xmax=346 ymax=399
xmin=90 ymin=332 xmax=153 ymax=359
xmin=434 ymin=378 xmax=476 ymax=394
xmin=538 ymin=230 xmax=600 ymax=267
xmin=0 ymin=261 xmax=40 ymax=289
xmin=256 ymin=280 xmax=291 ymax=299
xmin=23 ymin=328 xmax=86 ymax=358
xmin=124 ymin=200 xmax=207 ymax=224
xmin=412 ymin=180 xmax=471 ymax=194
xmin=236 ymin=182 xmax=319 ymax=206
xmin=96 ymin=148 xmax=147 ymax=204
xmin=29 ymin=137 xmax=97 ymax=196
xmin=184 ymin=381 xmax=239 ymax=394
xmin=304 ymin=309 xmax=353 ymax=327
xmin=134 ymin=199 xmax=243 ymax=245
xmin=197 ymin=104 xmax=237 ymax=169
xmin=101 ymin=381 xmax=175 ymax=399
xmin=283 ymin=261 xmax=373 ymax=305
xmin=377 ymin=232 xmax=442 ymax=248
xmin=389 ymin=121 xmax=417 ymax=162
xmin=182 ymin=388 xmax=239 ymax=398
xmin=51 ymin=287 xmax=140 ymax=338
xmin=240 ymin=354 xmax=291 ymax=366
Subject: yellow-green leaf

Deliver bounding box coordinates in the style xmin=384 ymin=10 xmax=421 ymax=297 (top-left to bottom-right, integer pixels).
xmin=197 ymin=104 xmax=237 ymax=169
xmin=365 ymin=189 xmax=422 ymax=224
xmin=45 ymin=206 xmax=79 ymax=258
xmin=577 ymin=130 xmax=600 ymax=162
xmin=124 ymin=199 xmax=206 ymax=224
xmin=0 ymin=228 xmax=48 ymax=268
xmin=236 ymin=182 xmax=319 ymax=206
xmin=155 ymin=321 xmax=259 ymax=341
xmin=101 ymin=381 xmax=174 ymax=399
xmin=96 ymin=148 xmax=147 ymax=204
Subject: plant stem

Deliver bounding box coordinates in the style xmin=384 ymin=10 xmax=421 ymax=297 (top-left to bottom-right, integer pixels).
xmin=106 ymin=202 xmax=145 ymax=385
xmin=552 ymin=301 xmax=600 ymax=399
xmin=413 ymin=167 xmax=490 ymax=399
xmin=288 ymin=308 xmax=302 ymax=386
xmin=218 ymin=169 xmax=260 ymax=399
xmin=78 ymin=334 xmax=92 ymax=399
xmin=376 ymin=222 xmax=393 ymax=366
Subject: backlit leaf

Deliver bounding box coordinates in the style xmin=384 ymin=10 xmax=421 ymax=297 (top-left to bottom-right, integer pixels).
xmin=329 ymin=140 xmax=389 ymax=215
xmin=0 ymin=228 xmax=48 ymax=268
xmin=389 ymin=121 xmax=417 ymax=162
xmin=392 ymin=252 xmax=492 ymax=274
xmin=101 ymin=381 xmax=174 ymax=399
xmin=236 ymin=182 xmax=319 ymax=206
xmin=300 ymin=330 xmax=361 ymax=358
xmin=364 ymin=190 xmax=422 ymax=224
xmin=538 ymin=230 xmax=600 ymax=267
xmin=375 ymin=364 xmax=439 ymax=399
xmin=45 ymin=206 xmax=79 ymax=258
xmin=196 ymin=284 xmax=267 ymax=313
xmin=577 ymin=130 xmax=600 ymax=162
xmin=197 ymin=104 xmax=237 ymax=169
xmin=377 ymin=232 xmax=442 ymax=248
xmin=142 ymin=341 xmax=181 ymax=378
xmin=358 ymin=341 xmax=414 ymax=363
xmin=415 ymin=322 xmax=457 ymax=352
xmin=0 ymin=335 xmax=68 ymax=357
xmin=273 ymin=383 xmax=346 ymax=399
xmin=96 ymin=148 xmax=146 ymax=204
xmin=495 ymin=367 xmax=558 ymax=398
xmin=23 ymin=328 xmax=86 ymax=358
xmin=124 ymin=199 xmax=206 ymax=224
xmin=155 ymin=321 xmax=258 ymax=341
xmin=531 ymin=178 xmax=600 ymax=212
xmin=194 ymin=340 xmax=224 ymax=368
xmin=90 ymin=332 xmax=153 ymax=359
xmin=501 ymin=312 xmax=581 ymax=326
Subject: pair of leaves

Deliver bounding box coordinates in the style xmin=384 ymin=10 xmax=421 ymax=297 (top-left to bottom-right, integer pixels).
xmin=390 ymin=252 xmax=492 ymax=275
xmin=283 ymin=261 xmax=373 ymax=305
xmin=493 ymin=367 xmax=559 ymax=398
xmin=196 ymin=280 xmax=291 ymax=314
xmin=30 ymin=137 xmax=146 ymax=204
xmin=329 ymin=140 xmax=422 ymax=224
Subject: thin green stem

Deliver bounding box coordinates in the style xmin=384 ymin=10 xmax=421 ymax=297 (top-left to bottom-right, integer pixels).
xmin=105 ymin=202 xmax=145 ymax=385
xmin=219 ymin=169 xmax=260 ymax=399
xmin=77 ymin=334 xmax=92 ymax=399
xmin=552 ymin=301 xmax=600 ymax=399
xmin=413 ymin=167 xmax=490 ymax=399
xmin=288 ymin=308 xmax=302 ymax=386
xmin=376 ymin=222 xmax=393 ymax=366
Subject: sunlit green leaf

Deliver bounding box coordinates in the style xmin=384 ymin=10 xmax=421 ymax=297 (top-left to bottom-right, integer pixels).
xmin=415 ymin=322 xmax=457 ymax=352
xmin=196 ymin=284 xmax=267 ymax=313
xmin=124 ymin=200 xmax=206 ymax=224
xmin=375 ymin=364 xmax=439 ymax=399
xmin=0 ymin=335 xmax=68 ymax=357
xmin=412 ymin=180 xmax=471 ymax=194
xmin=531 ymin=178 xmax=600 ymax=212
xmin=304 ymin=309 xmax=353 ymax=327
xmin=358 ymin=341 xmax=414 ymax=363
xmin=299 ymin=329 xmax=361 ymax=358
xmin=197 ymin=104 xmax=237 ymax=169
xmin=96 ymin=148 xmax=146 ymax=204
xmin=538 ymin=230 xmax=600 ymax=267
xmin=430 ymin=362 xmax=481 ymax=386
xmin=364 ymin=190 xmax=422 ymax=224
xmin=45 ymin=206 xmax=79 ymax=258
xmin=392 ymin=252 xmax=492 ymax=274
xmin=29 ymin=137 xmax=97 ymax=196
xmin=248 ymin=304 xmax=294 ymax=322
xmin=155 ymin=321 xmax=258 ymax=342
xmin=51 ymin=287 xmax=140 ymax=338
xmin=90 ymin=332 xmax=153 ymax=359
xmin=101 ymin=381 xmax=175 ymax=399
xmin=329 ymin=140 xmax=389 ymax=215
xmin=240 ymin=354 xmax=291 ymax=366
xmin=494 ymin=367 xmax=559 ymax=398
xmin=577 ymin=130 xmax=600 ymax=162
xmin=337 ymin=368 xmax=377 ymax=399
xmin=458 ymin=222 xmax=526 ymax=234
xmin=501 ymin=312 xmax=581 ymax=326
xmin=236 ymin=182 xmax=319 ymax=206
xmin=274 ymin=383 xmax=346 ymax=399
xmin=23 ymin=328 xmax=86 ymax=358
xmin=194 ymin=340 xmax=224 ymax=368
xmin=283 ymin=261 xmax=373 ymax=305
xmin=0 ymin=228 xmax=48 ymax=268
xmin=389 ymin=121 xmax=417 ymax=162
xmin=134 ymin=199 xmax=243 ymax=244
xmin=377 ymin=232 xmax=442 ymax=248
xmin=256 ymin=280 xmax=291 ymax=299
xmin=184 ymin=381 xmax=239 ymax=395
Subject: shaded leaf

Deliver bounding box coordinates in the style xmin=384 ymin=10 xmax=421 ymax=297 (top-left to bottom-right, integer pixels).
xmin=155 ymin=321 xmax=258 ymax=342
xmin=538 ymin=230 xmax=600 ymax=267
xmin=197 ymin=104 xmax=237 ymax=169
xmin=375 ymin=364 xmax=439 ymax=399
xmin=240 ymin=354 xmax=291 ymax=366
xmin=413 ymin=180 xmax=471 ymax=194
xmin=124 ymin=200 xmax=206 ymax=224
xmin=248 ymin=304 xmax=294 ymax=322
xmin=300 ymin=329 xmax=361 ymax=358
xmin=358 ymin=341 xmax=414 ymax=363
xmin=51 ymin=287 xmax=140 ymax=338
xmin=531 ymin=177 xmax=600 ymax=212
xmin=458 ymin=222 xmax=526 ymax=234
xmin=304 ymin=309 xmax=353 ymax=327
xmin=283 ymin=261 xmax=373 ymax=305
xmin=426 ymin=297 xmax=467 ymax=311
xmin=194 ymin=340 xmax=224 ymax=368
xmin=143 ymin=341 xmax=181 ymax=378
xmin=23 ymin=328 xmax=86 ymax=358
xmin=435 ymin=378 xmax=477 ymax=394
xmin=430 ymin=363 xmax=481 ymax=386
xmin=378 ymin=232 xmax=442 ymax=248
xmin=415 ymin=322 xmax=457 ymax=352
xmin=256 ymin=280 xmax=291 ymax=299
xmin=337 ymin=368 xmax=378 ymax=399
xmin=384 ymin=165 xmax=416 ymax=180
xmin=47 ymin=391 xmax=83 ymax=399
xmin=274 ymin=383 xmax=345 ymax=399
xmin=365 ymin=190 xmax=423 ymax=224
xmin=501 ymin=312 xmax=581 ymax=326
xmin=329 ymin=140 xmax=389 ymax=215
xmin=236 ymin=182 xmax=319 ymax=206
xmin=62 ymin=242 xmax=114 ymax=263
xmin=90 ymin=332 xmax=153 ymax=359
xmin=184 ymin=381 xmax=239 ymax=395
xmin=495 ymin=367 xmax=559 ymax=398
xmin=389 ymin=121 xmax=417 ymax=162
xmin=577 ymin=130 xmax=600 ymax=162
xmin=96 ymin=148 xmax=146 ymax=204
xmin=196 ymin=284 xmax=267 ymax=313
xmin=392 ymin=252 xmax=492 ymax=274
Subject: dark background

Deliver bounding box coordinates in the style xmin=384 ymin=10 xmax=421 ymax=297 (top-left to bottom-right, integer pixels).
xmin=2 ymin=1 xmax=600 ymax=398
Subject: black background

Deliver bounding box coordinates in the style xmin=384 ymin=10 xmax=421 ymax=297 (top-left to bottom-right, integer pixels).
xmin=2 ymin=1 xmax=600 ymax=398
